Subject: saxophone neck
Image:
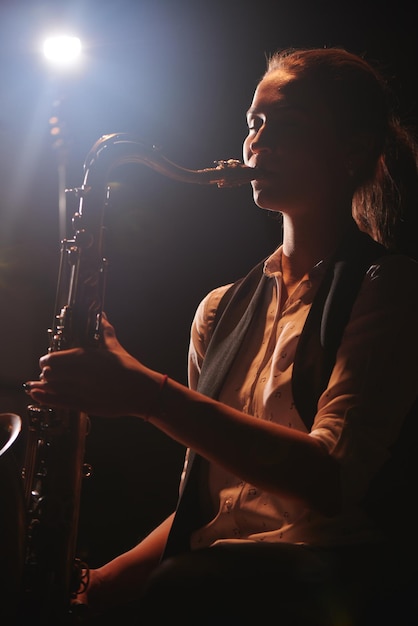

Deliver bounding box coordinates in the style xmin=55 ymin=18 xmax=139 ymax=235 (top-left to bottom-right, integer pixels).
xmin=83 ymin=133 xmax=258 ymax=188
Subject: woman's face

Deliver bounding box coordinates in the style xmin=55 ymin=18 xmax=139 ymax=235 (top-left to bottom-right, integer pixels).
xmin=243 ymin=68 xmax=350 ymax=216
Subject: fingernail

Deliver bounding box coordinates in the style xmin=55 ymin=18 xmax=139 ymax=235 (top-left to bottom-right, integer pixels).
xmin=23 ymin=382 xmax=32 ymax=392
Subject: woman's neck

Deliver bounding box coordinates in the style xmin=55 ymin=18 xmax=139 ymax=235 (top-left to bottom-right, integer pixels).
xmin=280 ymin=211 xmax=355 ymax=290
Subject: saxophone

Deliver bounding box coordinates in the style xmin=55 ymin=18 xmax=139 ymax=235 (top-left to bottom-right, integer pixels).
xmin=20 ymin=133 xmax=257 ymax=624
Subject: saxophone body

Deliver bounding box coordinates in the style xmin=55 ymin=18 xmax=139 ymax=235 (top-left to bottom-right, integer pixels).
xmin=20 ymin=134 xmax=257 ymax=624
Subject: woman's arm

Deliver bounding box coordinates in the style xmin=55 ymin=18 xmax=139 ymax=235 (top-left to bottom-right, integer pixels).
xmin=83 ymin=513 xmax=174 ymax=612
xmin=25 ymin=318 xmax=340 ymax=516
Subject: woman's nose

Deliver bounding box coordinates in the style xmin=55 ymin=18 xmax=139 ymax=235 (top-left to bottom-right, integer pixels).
xmin=249 ymin=128 xmax=271 ymax=154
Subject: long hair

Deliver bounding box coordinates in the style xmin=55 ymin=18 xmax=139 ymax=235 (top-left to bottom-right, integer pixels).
xmin=265 ymin=48 xmax=418 ymax=259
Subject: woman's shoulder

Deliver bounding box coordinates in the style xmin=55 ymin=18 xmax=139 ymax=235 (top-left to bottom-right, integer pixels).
xmin=355 ymin=252 xmax=418 ymax=317
xmin=189 ymin=283 xmax=234 ymax=371
xmin=193 ymin=283 xmax=234 ymax=332
xmin=366 ymin=252 xmax=418 ymax=284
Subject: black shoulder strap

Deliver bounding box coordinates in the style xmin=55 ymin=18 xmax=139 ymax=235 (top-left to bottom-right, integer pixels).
xmin=292 ymin=229 xmax=387 ymax=430
xmin=162 ymin=262 xmax=268 ymax=559
xmin=195 ymin=260 xmax=268 ymax=400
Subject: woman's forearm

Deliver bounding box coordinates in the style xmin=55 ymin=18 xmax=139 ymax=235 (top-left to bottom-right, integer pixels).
xmin=87 ymin=513 xmax=174 ymax=611
xmin=146 ymin=377 xmax=340 ymax=516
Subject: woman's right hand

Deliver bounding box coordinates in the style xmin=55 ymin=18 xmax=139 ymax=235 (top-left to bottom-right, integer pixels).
xmin=24 ymin=316 xmax=163 ymax=419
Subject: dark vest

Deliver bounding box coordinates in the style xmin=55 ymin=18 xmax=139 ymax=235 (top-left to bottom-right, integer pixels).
xmin=163 ymin=227 xmax=415 ymax=558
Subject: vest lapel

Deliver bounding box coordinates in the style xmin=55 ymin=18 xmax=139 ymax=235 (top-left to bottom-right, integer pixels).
xmin=292 ymin=228 xmax=386 ymax=430
xmin=196 ymin=261 xmax=268 ymax=400
xmin=163 ymin=262 xmax=267 ymax=558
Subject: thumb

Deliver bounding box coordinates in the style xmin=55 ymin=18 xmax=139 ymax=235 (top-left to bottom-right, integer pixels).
xmin=100 ymin=314 xmax=122 ymax=351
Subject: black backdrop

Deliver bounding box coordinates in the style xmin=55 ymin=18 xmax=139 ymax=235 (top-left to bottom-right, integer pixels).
xmin=0 ymin=0 xmax=416 ymax=566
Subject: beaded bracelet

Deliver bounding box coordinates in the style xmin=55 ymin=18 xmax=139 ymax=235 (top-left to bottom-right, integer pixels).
xmin=159 ymin=374 xmax=169 ymax=393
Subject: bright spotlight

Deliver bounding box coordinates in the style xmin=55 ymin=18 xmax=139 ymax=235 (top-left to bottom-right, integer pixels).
xmin=43 ymin=35 xmax=82 ymax=67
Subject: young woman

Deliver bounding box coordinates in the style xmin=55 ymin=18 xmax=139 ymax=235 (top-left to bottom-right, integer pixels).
xmin=26 ymin=48 xmax=418 ymax=624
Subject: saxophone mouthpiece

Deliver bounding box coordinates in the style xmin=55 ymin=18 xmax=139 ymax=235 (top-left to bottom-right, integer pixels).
xmin=213 ymin=159 xmax=259 ymax=188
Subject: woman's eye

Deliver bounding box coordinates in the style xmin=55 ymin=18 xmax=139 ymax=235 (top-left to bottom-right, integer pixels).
xmin=247 ymin=120 xmax=261 ymax=132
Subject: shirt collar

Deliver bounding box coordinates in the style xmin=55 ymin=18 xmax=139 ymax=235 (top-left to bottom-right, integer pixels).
xmin=263 ymin=245 xmax=327 ymax=281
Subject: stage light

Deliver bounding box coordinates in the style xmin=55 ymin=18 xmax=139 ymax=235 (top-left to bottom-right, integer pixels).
xmin=41 ymin=34 xmax=83 ymax=240
xmin=43 ymin=35 xmax=82 ymax=67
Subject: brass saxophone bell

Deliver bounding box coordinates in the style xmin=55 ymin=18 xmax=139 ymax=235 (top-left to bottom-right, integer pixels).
xmin=0 ymin=413 xmax=21 ymax=457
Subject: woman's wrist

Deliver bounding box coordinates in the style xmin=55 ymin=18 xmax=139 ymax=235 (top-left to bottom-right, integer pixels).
xmin=79 ymin=566 xmax=108 ymax=614
xmin=142 ymin=372 xmax=170 ymax=421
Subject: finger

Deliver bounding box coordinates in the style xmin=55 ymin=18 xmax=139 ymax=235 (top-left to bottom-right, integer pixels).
xmin=101 ymin=317 xmax=119 ymax=347
xmin=39 ymin=348 xmax=86 ymax=373
xmin=24 ymin=383 xmax=87 ymax=411
xmin=40 ymin=366 xmax=52 ymax=381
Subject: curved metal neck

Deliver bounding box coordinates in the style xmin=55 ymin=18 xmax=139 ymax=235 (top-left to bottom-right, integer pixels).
xmin=82 ymin=133 xmax=258 ymax=188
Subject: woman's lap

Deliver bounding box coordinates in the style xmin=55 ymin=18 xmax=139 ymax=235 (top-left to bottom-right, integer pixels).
xmin=94 ymin=542 xmax=415 ymax=625
xmin=137 ymin=542 xmax=392 ymax=625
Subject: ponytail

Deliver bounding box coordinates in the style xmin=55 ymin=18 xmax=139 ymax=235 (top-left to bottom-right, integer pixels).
xmin=353 ymin=121 xmax=418 ymax=259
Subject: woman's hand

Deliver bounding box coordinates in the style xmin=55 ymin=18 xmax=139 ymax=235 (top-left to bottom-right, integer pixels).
xmin=24 ymin=316 xmax=160 ymax=418
xmin=70 ymin=516 xmax=174 ymax=616
xmin=72 ymin=567 xmax=103 ymax=613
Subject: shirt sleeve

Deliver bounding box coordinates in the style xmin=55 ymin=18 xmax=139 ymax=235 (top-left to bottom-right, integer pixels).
xmin=177 ymin=284 xmax=233 ymax=498
xmin=187 ymin=284 xmax=233 ymax=391
xmin=310 ymin=254 xmax=418 ymax=505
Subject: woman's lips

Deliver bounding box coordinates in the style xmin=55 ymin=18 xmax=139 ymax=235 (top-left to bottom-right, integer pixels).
xmin=252 ymin=168 xmax=273 ymax=182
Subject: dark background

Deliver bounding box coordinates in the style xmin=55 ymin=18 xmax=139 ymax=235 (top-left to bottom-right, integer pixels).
xmin=0 ymin=0 xmax=417 ymax=565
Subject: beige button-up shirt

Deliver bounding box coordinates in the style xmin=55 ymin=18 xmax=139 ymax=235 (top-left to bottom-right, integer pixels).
xmin=186 ymin=246 xmax=418 ymax=548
